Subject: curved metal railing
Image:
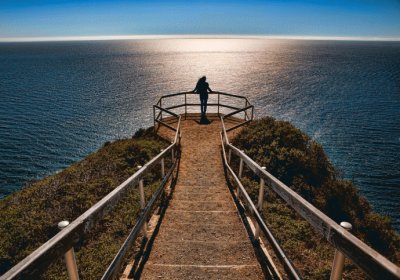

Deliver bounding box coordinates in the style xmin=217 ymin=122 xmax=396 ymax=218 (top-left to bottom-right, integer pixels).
xmin=153 ymin=91 xmax=254 ymax=131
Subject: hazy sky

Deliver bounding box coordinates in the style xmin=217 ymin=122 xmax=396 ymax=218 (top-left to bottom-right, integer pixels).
xmin=1 ymin=0 xmax=400 ymax=39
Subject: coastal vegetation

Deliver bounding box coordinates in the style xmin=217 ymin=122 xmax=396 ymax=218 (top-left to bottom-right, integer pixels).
xmin=0 ymin=128 xmax=169 ymax=279
xmin=0 ymin=118 xmax=398 ymax=279
xmin=231 ymin=117 xmax=399 ymax=279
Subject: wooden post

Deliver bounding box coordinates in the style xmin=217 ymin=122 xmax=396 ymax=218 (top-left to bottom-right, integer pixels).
xmin=330 ymin=222 xmax=352 ymax=280
xmin=153 ymin=106 xmax=156 ymax=131
xmin=58 ymin=221 xmax=79 ymax=280
xmin=160 ymin=98 xmax=162 ymax=120
xmin=257 ymin=167 xmax=266 ymax=210
xmin=238 ymin=151 xmax=244 ymax=178
xmin=255 ymin=166 xmax=266 ymax=240
xmin=185 ymin=92 xmax=187 ymax=119
xmin=137 ymin=166 xmax=147 ymax=239
xmin=160 ymin=150 xmax=165 ymax=178
xmin=171 ymin=145 xmax=175 ymax=162
xmin=228 ymin=147 xmax=232 ymax=164
xmin=217 ymin=92 xmax=220 ymax=116
xmin=244 ymin=100 xmax=247 ymax=120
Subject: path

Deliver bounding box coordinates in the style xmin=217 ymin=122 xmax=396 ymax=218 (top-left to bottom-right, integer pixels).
xmin=139 ymin=115 xmax=265 ymax=279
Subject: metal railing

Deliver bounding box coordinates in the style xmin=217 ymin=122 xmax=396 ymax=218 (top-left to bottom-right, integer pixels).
xmin=153 ymin=91 xmax=254 ymax=131
xmin=0 ymin=113 xmax=182 ymax=280
xmin=220 ymin=110 xmax=400 ymax=279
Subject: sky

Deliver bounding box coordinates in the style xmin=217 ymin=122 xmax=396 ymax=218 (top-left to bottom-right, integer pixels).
xmin=0 ymin=0 xmax=400 ymax=40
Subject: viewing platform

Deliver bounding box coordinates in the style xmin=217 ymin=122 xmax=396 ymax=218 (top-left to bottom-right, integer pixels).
xmin=1 ymin=92 xmax=399 ymax=280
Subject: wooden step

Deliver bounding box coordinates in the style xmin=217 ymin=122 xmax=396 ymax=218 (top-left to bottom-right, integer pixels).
xmin=145 ymin=240 xmax=258 ymax=266
xmin=156 ymin=222 xmax=248 ymax=242
xmin=164 ymin=209 xmax=241 ymax=225
xmin=169 ymin=200 xmax=233 ymax=211
xmin=172 ymin=191 xmax=232 ymax=201
xmin=141 ymin=264 xmax=264 ymax=280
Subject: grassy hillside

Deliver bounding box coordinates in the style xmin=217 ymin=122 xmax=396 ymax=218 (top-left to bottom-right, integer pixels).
xmin=231 ymin=117 xmax=399 ymax=279
xmin=0 ymin=128 xmax=169 ymax=279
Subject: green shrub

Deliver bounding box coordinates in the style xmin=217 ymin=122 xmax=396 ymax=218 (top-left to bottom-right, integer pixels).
xmin=232 ymin=117 xmax=399 ymax=278
xmin=0 ymin=127 xmax=169 ymax=279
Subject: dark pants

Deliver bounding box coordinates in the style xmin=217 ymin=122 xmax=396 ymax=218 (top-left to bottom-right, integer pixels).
xmin=200 ymin=97 xmax=208 ymax=115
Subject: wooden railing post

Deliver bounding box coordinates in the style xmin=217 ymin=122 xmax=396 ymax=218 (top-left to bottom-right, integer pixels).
xmin=137 ymin=166 xmax=148 ymax=239
xmin=217 ymin=92 xmax=220 ymax=116
xmin=160 ymin=150 xmax=165 ymax=178
xmin=236 ymin=150 xmax=245 ymax=196
xmin=171 ymin=144 xmax=175 ymax=162
xmin=255 ymin=167 xmax=266 ymax=240
xmin=257 ymin=167 xmax=266 ymax=210
xmin=58 ymin=221 xmax=79 ymax=280
xmin=153 ymin=105 xmax=156 ymax=131
xmin=330 ymin=222 xmax=352 ymax=280
xmin=238 ymin=151 xmax=244 ymax=178
xmin=228 ymin=147 xmax=232 ymax=164
xmin=185 ymin=92 xmax=187 ymax=119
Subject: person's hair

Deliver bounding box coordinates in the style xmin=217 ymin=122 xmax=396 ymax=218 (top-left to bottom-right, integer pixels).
xmin=196 ymin=76 xmax=207 ymax=87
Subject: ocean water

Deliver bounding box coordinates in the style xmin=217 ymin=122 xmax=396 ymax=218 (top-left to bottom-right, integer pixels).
xmin=0 ymin=39 xmax=399 ymax=229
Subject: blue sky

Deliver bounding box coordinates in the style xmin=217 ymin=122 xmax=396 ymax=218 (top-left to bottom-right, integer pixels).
xmin=0 ymin=0 xmax=400 ymax=39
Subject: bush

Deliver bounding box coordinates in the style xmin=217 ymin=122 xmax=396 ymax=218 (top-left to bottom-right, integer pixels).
xmin=0 ymin=128 xmax=169 ymax=279
xmin=232 ymin=117 xmax=399 ymax=278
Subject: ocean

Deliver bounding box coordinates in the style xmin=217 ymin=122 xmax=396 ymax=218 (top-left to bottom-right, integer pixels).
xmin=0 ymin=39 xmax=399 ymax=229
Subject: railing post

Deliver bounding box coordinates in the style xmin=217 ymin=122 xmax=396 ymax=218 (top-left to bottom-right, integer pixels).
xmin=244 ymin=100 xmax=247 ymax=120
xmin=137 ymin=166 xmax=148 ymax=239
xmin=217 ymin=92 xmax=220 ymax=116
xmin=58 ymin=221 xmax=79 ymax=280
xmin=257 ymin=167 xmax=266 ymax=210
xmin=171 ymin=144 xmax=175 ymax=162
xmin=185 ymin=92 xmax=187 ymax=119
xmin=153 ymin=105 xmax=156 ymax=131
xmin=238 ymin=151 xmax=244 ymax=178
xmin=160 ymin=98 xmax=162 ymax=120
xmin=161 ymin=149 xmax=165 ymax=177
xmin=228 ymin=147 xmax=232 ymax=164
xmin=254 ymin=166 xmax=266 ymax=239
xmin=330 ymin=222 xmax=352 ymax=280
xmin=255 ymin=167 xmax=266 ymax=240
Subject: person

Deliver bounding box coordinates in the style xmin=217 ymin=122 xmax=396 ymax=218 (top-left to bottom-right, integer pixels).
xmin=193 ymin=76 xmax=212 ymax=117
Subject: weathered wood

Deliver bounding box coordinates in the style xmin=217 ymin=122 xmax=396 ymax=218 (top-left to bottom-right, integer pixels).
xmin=1 ymin=118 xmax=182 ymax=280
xmin=101 ymin=157 xmax=178 ymax=280
xmin=220 ymin=133 xmax=302 ymax=280
xmin=225 ymin=140 xmax=400 ymax=279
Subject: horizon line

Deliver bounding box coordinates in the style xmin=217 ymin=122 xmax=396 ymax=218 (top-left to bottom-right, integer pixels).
xmin=1 ymin=34 xmax=400 ymax=43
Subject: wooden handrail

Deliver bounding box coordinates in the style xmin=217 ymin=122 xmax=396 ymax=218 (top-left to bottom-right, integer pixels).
xmin=220 ymin=116 xmax=400 ymax=279
xmin=220 ymin=132 xmax=302 ymax=280
xmin=101 ymin=151 xmax=179 ymax=280
xmin=1 ymin=111 xmax=182 ymax=280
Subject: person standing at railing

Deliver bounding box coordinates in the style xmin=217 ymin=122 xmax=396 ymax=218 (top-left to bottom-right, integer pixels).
xmin=193 ymin=76 xmax=212 ymax=118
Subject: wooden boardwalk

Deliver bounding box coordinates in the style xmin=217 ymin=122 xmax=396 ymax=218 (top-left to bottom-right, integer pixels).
xmin=138 ymin=115 xmax=264 ymax=279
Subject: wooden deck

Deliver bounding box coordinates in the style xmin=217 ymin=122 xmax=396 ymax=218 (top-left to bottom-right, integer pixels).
xmin=125 ymin=114 xmax=265 ymax=279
